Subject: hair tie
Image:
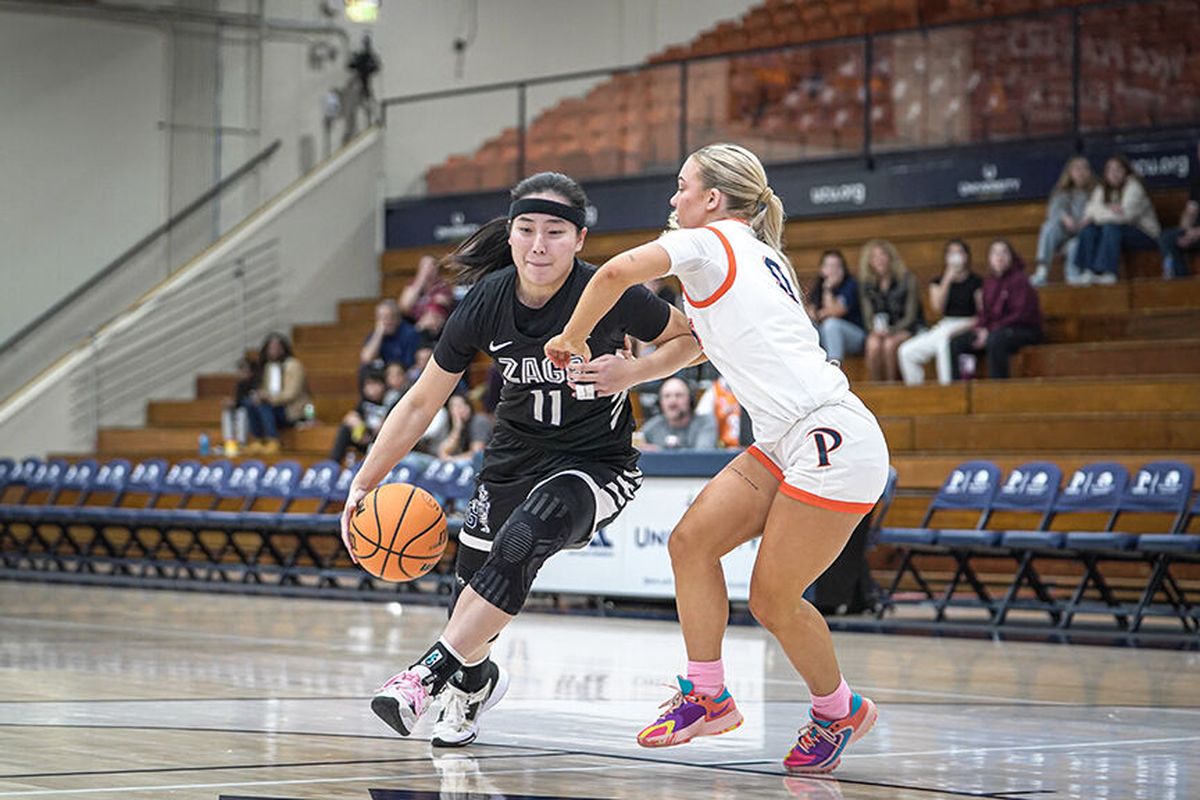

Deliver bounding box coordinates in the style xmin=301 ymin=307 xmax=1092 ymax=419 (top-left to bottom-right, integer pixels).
xmin=756 ymin=187 xmax=774 ymax=213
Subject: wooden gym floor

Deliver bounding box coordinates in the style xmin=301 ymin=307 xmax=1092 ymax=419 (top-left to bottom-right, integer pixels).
xmin=0 ymin=582 xmax=1196 ymax=800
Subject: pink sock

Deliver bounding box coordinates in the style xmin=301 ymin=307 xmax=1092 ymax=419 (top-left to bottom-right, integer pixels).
xmin=811 ymin=677 xmax=852 ymax=721
xmin=686 ymin=659 xmax=725 ymax=696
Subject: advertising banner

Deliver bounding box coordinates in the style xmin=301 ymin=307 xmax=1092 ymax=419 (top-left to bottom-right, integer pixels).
xmin=531 ymin=475 xmax=760 ymax=601
xmin=386 ymin=132 xmax=1197 ymax=248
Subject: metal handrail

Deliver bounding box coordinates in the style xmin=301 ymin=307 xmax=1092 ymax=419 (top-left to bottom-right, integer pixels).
xmin=0 ymin=139 xmax=281 ymax=356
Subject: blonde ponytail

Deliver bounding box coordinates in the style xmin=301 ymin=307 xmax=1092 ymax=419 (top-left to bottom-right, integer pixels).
xmin=689 ymin=143 xmax=799 ymax=291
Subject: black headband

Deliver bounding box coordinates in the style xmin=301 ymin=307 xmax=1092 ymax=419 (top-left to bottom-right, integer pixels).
xmin=508 ymin=197 xmax=586 ymax=229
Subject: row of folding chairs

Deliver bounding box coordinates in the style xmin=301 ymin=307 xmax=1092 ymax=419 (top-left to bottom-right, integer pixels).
xmin=0 ymin=455 xmax=478 ymax=534
xmin=876 ymin=460 xmax=1199 ymax=633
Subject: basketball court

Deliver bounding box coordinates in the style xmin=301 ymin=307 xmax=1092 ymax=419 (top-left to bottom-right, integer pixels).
xmin=1 ymin=582 xmax=1195 ymax=799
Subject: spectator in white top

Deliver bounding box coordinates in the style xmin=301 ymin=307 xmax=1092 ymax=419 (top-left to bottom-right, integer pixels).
xmin=1073 ymin=155 xmax=1161 ymax=285
xmin=897 ymin=239 xmax=983 ymax=385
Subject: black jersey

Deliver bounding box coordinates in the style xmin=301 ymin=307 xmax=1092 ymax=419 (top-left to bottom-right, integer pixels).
xmin=433 ymin=259 xmax=670 ymax=463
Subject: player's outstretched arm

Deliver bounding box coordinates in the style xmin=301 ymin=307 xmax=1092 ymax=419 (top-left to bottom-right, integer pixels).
xmin=546 ymin=242 xmax=672 ymax=367
xmin=571 ymin=306 xmax=704 ymax=397
xmin=339 ymin=360 xmax=462 ymax=560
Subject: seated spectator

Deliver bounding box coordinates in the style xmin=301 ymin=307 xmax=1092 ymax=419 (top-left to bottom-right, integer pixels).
xmin=1074 ymin=155 xmax=1160 ymax=284
xmin=897 ymin=239 xmax=982 ymax=386
xmin=382 ymin=361 xmax=410 ymax=408
xmin=806 ymin=249 xmax=864 ymax=362
xmin=361 ymin=299 xmax=420 ymax=375
xmin=398 ymin=255 xmax=456 ymax=342
xmin=330 ymin=369 xmax=390 ymax=466
xmin=860 ymin=239 xmax=923 ymax=383
xmin=1159 ymin=140 xmax=1200 ymax=279
xmin=244 ymin=332 xmax=310 ymax=455
xmin=220 ymin=357 xmax=257 ymax=456
xmin=638 ymin=377 xmax=717 ymax=450
xmin=1032 ymin=156 xmax=1095 ymax=286
xmin=407 ymin=345 xmax=434 ymax=385
xmin=949 ymin=240 xmax=1042 ymax=380
xmin=436 ymin=394 xmax=493 ymax=462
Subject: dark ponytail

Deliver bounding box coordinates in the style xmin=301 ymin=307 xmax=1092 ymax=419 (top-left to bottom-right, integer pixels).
xmin=441 ymin=217 xmax=511 ymax=286
xmin=443 ymin=171 xmax=589 ymax=285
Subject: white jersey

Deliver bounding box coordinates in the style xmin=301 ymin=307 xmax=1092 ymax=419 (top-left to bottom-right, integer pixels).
xmin=657 ymin=219 xmax=850 ymax=448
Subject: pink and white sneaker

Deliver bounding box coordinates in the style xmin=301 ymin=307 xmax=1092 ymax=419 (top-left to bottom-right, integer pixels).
xmin=371 ymin=669 xmax=432 ymax=736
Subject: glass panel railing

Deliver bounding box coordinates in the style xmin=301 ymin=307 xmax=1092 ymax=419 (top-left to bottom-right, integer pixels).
xmin=693 ymin=42 xmax=866 ymax=164
xmin=381 ymin=0 xmax=1196 ymax=200
xmin=383 ymin=88 xmax=520 ymax=198
xmin=1079 ymin=1 xmax=1200 ymax=132
xmin=872 ymin=13 xmax=1073 ymax=151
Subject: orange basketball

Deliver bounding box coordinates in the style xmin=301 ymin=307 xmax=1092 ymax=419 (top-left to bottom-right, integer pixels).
xmin=348 ymin=483 xmax=447 ymax=582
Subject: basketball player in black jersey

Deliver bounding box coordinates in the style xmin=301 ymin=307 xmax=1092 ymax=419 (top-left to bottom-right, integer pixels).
xmin=340 ymin=172 xmax=701 ymax=746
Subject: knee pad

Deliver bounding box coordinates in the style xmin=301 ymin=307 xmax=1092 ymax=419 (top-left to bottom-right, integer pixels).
xmin=469 ymin=475 xmax=596 ymax=615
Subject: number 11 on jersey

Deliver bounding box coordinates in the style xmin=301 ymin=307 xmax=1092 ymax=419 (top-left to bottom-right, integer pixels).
xmin=531 ymin=389 xmax=563 ymax=426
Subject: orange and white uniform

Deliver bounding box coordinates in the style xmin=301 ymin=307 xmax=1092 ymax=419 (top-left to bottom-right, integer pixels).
xmin=657 ymin=219 xmax=889 ymax=513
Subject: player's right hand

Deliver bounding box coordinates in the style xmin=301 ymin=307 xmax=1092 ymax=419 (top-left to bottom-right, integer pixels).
xmin=545 ymin=333 xmax=591 ymax=369
xmin=340 ymin=484 xmax=370 ymax=565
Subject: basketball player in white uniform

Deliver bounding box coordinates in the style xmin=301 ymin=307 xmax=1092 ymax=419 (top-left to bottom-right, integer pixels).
xmin=546 ymin=144 xmax=889 ymax=774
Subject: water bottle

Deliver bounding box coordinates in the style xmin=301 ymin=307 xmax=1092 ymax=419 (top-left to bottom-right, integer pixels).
xmin=198 ymin=433 xmax=211 ymax=456
xmin=303 ymin=402 xmax=316 ymax=425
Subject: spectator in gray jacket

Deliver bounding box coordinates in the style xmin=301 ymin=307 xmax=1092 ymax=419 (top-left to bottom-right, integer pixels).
xmin=1032 ymin=156 xmax=1095 ymax=286
xmin=639 ymin=377 xmax=717 ymax=450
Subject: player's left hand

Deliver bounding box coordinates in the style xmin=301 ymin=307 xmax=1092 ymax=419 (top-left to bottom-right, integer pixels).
xmin=545 ymin=334 xmax=591 ymax=369
xmin=569 ymin=347 xmax=636 ymax=397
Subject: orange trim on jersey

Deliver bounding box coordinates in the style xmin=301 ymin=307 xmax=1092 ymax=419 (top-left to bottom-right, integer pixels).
xmin=681 ymin=225 xmax=738 ymax=308
xmin=746 ymin=445 xmax=784 ymax=481
xmin=779 ymin=483 xmax=876 ymax=514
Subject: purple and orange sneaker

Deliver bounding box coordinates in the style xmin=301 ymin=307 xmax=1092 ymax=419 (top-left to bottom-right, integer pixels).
xmin=636 ymin=677 xmax=744 ymax=747
xmin=783 ymin=693 xmax=877 ymax=774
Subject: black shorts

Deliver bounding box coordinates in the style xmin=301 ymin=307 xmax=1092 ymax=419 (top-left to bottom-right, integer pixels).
xmin=455 ymin=445 xmax=642 ymax=582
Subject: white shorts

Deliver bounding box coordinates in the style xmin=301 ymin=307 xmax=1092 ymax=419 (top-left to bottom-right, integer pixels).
xmin=747 ymin=392 xmax=890 ymax=514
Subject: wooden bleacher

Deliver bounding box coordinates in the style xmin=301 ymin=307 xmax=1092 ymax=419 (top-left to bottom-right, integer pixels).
xmin=78 ymin=190 xmax=1200 ymax=475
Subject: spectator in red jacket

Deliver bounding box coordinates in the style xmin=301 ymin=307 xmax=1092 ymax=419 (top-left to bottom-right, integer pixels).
xmin=948 ymin=239 xmax=1042 ymax=380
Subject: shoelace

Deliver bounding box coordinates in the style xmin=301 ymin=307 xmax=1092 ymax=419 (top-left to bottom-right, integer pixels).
xmin=795 ymin=720 xmax=839 ymax=752
xmin=655 ymin=682 xmax=697 ymax=721
xmin=383 ymin=671 xmax=429 ymax=713
xmin=438 ymin=685 xmax=469 ymax=728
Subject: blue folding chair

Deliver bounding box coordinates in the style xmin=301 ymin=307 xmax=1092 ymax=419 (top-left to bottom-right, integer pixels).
xmin=987 ymin=463 xmax=1064 ymax=625
xmin=291 ymin=461 xmax=341 ymax=511
xmin=0 ymin=458 xmax=16 ymax=494
xmin=441 ymin=460 xmax=479 ymax=512
xmin=21 ymin=459 xmax=68 ymax=504
xmin=329 ymin=462 xmax=361 ymax=507
xmin=187 ymin=460 xmax=235 ymax=511
xmin=997 ymin=462 xmax=1129 ymax=627
xmin=36 ymin=460 xmax=99 ymax=523
xmin=124 ymin=459 xmax=169 ymax=507
xmin=876 ymin=461 xmax=1001 ymax=619
xmin=87 ymin=459 xmax=133 ymax=507
xmin=158 ymin=460 xmax=203 ymax=509
xmin=869 ymin=466 xmax=899 ymax=540
xmin=199 ymin=460 xmax=267 ymax=528
xmin=0 ymin=458 xmax=42 ymax=523
xmin=1124 ymin=462 xmax=1197 ymax=632
xmin=277 ymin=461 xmax=342 ymax=534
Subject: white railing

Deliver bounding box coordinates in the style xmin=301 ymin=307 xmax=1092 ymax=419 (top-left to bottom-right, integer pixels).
xmin=0 ymin=129 xmax=382 ymax=459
